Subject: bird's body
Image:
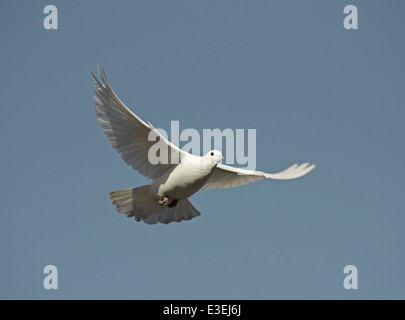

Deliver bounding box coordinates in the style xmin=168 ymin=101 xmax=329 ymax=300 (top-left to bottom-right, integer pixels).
xmin=151 ymin=153 xmax=216 ymax=201
xmin=92 ymin=66 xmax=315 ymax=224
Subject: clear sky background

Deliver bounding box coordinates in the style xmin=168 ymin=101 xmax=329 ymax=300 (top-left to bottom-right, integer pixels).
xmin=1 ymin=1 xmax=404 ymax=299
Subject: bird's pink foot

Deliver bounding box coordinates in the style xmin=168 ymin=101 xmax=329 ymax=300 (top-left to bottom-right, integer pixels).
xmin=158 ymin=196 xmax=169 ymax=206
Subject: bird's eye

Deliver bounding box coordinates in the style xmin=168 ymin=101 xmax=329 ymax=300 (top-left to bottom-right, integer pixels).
xmin=211 ymin=152 xmax=214 ymax=156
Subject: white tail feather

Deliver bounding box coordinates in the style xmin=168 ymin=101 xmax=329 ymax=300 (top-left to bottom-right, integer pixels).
xmin=109 ymin=186 xmax=201 ymax=224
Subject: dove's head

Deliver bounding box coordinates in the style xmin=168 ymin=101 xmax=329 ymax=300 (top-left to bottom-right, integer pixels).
xmin=203 ymin=150 xmax=224 ymax=166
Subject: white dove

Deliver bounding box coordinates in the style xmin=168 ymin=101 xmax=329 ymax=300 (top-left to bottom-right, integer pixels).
xmin=92 ymin=66 xmax=315 ymax=225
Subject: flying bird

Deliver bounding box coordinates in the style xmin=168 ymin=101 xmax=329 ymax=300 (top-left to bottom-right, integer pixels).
xmin=91 ymin=66 xmax=315 ymax=224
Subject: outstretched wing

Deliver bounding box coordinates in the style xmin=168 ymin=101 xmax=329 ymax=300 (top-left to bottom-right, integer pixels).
xmin=202 ymin=162 xmax=315 ymax=190
xmin=92 ymin=66 xmax=189 ymax=180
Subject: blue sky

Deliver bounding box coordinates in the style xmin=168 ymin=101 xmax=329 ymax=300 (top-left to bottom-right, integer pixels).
xmin=1 ymin=1 xmax=404 ymax=299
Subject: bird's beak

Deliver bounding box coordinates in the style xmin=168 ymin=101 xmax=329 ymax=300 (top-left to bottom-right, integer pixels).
xmin=221 ymin=156 xmax=224 ymax=160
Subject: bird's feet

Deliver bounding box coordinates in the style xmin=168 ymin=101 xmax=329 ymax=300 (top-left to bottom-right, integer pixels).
xmin=158 ymin=196 xmax=179 ymax=208
xmin=158 ymin=196 xmax=169 ymax=206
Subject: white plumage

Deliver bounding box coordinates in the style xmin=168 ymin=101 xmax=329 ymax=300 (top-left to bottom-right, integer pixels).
xmin=92 ymin=66 xmax=315 ymax=224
